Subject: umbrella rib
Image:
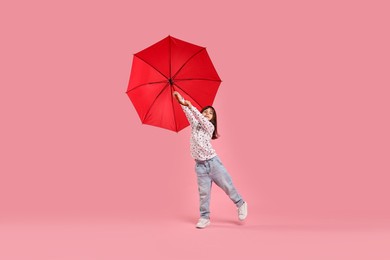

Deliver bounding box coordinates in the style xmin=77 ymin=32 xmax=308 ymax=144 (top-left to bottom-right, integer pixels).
xmin=134 ymin=54 xmax=169 ymax=80
xmin=171 ymin=48 xmax=206 ymax=79
xmin=173 ymin=83 xmax=204 ymax=109
xmin=126 ymin=80 xmax=168 ymax=93
xmin=169 ymin=36 xmax=172 ymax=79
xmin=174 ymin=78 xmax=221 ymax=82
xmin=143 ymin=83 xmax=170 ymax=122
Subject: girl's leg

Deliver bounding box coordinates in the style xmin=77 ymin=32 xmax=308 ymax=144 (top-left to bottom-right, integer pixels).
xmin=210 ymin=156 xmax=244 ymax=208
xmin=195 ymin=162 xmax=212 ymax=219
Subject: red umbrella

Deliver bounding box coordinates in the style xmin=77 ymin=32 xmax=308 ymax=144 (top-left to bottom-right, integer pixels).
xmin=126 ymin=35 xmax=221 ymax=132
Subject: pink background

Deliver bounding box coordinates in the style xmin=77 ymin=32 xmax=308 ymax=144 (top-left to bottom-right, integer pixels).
xmin=1 ymin=0 xmax=389 ymax=259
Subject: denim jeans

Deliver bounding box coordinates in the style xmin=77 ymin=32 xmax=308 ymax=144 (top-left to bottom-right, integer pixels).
xmin=194 ymin=156 xmax=244 ymax=219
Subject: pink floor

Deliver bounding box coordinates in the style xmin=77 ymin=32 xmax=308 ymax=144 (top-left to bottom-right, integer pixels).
xmin=2 ymin=213 xmax=389 ymax=260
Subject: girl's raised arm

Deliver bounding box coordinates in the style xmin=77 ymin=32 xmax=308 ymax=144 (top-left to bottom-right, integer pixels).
xmin=173 ymin=91 xmax=197 ymax=127
xmin=172 ymin=91 xmax=214 ymax=135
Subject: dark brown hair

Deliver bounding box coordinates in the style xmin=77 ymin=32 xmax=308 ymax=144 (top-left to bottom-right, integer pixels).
xmin=201 ymin=106 xmax=219 ymax=139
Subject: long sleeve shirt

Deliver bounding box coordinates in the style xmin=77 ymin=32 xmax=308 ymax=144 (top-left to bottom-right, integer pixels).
xmin=181 ymin=104 xmax=217 ymax=161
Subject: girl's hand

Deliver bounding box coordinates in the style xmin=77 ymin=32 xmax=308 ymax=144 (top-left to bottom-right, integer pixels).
xmin=173 ymin=91 xmax=186 ymax=105
xmin=172 ymin=91 xmax=181 ymax=100
xmin=173 ymin=91 xmax=180 ymax=97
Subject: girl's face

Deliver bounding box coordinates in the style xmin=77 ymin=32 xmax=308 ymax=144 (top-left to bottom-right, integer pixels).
xmin=202 ymin=108 xmax=214 ymax=121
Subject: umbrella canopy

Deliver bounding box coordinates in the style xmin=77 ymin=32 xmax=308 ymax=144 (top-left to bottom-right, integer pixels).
xmin=126 ymin=35 xmax=221 ymax=132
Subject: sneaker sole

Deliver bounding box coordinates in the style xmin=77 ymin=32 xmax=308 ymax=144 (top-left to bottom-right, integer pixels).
xmin=239 ymin=216 xmax=247 ymax=221
xmin=196 ymin=222 xmax=210 ymax=229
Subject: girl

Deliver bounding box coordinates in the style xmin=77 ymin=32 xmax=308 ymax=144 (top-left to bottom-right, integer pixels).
xmin=173 ymin=91 xmax=247 ymax=229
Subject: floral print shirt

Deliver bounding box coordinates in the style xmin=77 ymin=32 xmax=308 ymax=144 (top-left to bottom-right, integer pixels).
xmin=181 ymin=104 xmax=217 ymax=161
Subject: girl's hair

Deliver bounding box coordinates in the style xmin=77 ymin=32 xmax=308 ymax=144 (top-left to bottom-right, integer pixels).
xmin=201 ymin=106 xmax=219 ymax=139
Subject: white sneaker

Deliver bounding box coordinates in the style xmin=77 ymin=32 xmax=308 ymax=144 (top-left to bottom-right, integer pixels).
xmin=238 ymin=202 xmax=248 ymax=221
xmin=196 ymin=218 xmax=210 ymax=229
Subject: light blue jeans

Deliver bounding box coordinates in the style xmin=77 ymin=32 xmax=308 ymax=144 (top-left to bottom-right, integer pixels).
xmin=194 ymin=156 xmax=244 ymax=219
